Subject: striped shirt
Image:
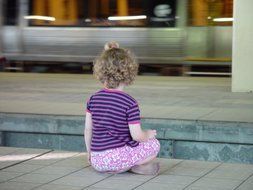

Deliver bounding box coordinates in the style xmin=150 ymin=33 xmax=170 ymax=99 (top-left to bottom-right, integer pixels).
xmin=86 ymin=88 xmax=140 ymax=152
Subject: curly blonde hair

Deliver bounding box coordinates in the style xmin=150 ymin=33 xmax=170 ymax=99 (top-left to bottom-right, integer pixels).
xmin=93 ymin=45 xmax=138 ymax=89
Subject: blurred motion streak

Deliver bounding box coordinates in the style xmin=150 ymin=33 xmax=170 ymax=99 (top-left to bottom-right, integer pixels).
xmin=1 ymin=0 xmax=233 ymax=75
xmin=213 ymin=17 xmax=233 ymax=22
xmin=108 ymin=15 xmax=147 ymax=21
xmin=24 ymin=15 xmax=56 ymax=21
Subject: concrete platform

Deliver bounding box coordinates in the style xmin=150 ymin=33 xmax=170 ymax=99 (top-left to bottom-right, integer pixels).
xmin=0 ymin=73 xmax=253 ymax=122
xmin=0 ymin=146 xmax=253 ymax=190
xmin=0 ymin=73 xmax=253 ymax=164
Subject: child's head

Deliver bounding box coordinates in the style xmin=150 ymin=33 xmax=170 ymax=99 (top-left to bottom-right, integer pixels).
xmin=93 ymin=42 xmax=138 ymax=89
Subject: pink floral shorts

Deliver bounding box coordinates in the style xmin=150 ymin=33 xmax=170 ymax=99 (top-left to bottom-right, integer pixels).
xmin=90 ymin=138 xmax=160 ymax=173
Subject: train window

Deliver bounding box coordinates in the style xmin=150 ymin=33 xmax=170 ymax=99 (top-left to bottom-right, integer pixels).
xmin=27 ymin=0 xmax=177 ymax=27
xmin=188 ymin=0 xmax=233 ymax=26
xmin=3 ymin=0 xmax=18 ymax=25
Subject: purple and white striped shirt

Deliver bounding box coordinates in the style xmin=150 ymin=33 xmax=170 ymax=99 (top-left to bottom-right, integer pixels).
xmin=86 ymin=88 xmax=140 ymax=152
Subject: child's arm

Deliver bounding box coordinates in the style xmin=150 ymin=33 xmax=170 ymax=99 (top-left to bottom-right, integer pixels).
xmin=84 ymin=112 xmax=92 ymax=162
xmin=129 ymin=123 xmax=157 ymax=142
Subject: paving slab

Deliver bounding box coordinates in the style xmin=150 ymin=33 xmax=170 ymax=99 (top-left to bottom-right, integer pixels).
xmin=0 ymin=181 xmax=41 ymax=190
xmin=0 ymin=147 xmax=253 ymax=190
xmin=134 ymin=181 xmax=187 ymax=190
xmin=0 ymin=171 xmax=24 ymax=183
xmin=186 ymin=177 xmax=242 ymax=190
xmin=0 ymin=147 xmax=20 ymax=156
xmin=10 ymin=173 xmax=64 ymax=184
xmin=236 ymin=175 xmax=253 ymax=190
xmin=90 ymin=178 xmax=143 ymax=190
xmin=24 ymin=151 xmax=79 ymax=166
xmin=2 ymin=163 xmax=45 ymax=173
xmin=164 ymin=165 xmax=216 ymax=177
xmin=0 ymin=147 xmax=51 ymax=170
xmin=35 ymin=184 xmax=83 ymax=190
xmin=32 ymin=165 xmax=82 ymax=175
xmin=205 ymin=163 xmax=253 ymax=180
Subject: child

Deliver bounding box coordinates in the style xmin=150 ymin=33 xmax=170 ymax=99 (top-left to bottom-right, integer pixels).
xmin=84 ymin=42 xmax=160 ymax=175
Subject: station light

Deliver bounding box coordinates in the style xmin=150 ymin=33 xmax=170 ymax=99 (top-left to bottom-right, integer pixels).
xmin=85 ymin=18 xmax=91 ymax=22
xmin=108 ymin=15 xmax=147 ymax=21
xmin=24 ymin=15 xmax=56 ymax=21
xmin=213 ymin=17 xmax=233 ymax=22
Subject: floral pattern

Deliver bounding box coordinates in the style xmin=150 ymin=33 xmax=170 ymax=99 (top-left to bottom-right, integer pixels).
xmin=90 ymin=138 xmax=160 ymax=173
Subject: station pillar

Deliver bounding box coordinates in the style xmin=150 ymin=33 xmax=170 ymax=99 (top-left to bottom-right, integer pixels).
xmin=232 ymin=0 xmax=253 ymax=92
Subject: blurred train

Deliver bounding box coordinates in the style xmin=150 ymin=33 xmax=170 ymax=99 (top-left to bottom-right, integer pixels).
xmin=0 ymin=0 xmax=233 ymax=74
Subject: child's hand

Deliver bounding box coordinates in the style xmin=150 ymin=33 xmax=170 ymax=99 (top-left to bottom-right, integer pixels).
xmin=147 ymin=129 xmax=157 ymax=139
xmin=87 ymin=152 xmax=91 ymax=164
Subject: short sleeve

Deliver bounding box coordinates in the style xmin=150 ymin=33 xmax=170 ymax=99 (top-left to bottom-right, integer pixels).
xmin=127 ymin=103 xmax=141 ymax=124
xmin=86 ymin=98 xmax=91 ymax=113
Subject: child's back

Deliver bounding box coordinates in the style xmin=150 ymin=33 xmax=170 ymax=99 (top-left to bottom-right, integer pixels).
xmin=87 ymin=88 xmax=140 ymax=152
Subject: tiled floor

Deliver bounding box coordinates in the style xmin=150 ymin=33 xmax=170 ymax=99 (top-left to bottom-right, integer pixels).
xmin=0 ymin=147 xmax=252 ymax=190
xmin=0 ymin=73 xmax=253 ymax=123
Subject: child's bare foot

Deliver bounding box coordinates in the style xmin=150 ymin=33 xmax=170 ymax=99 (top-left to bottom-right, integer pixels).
xmin=130 ymin=162 xmax=160 ymax=175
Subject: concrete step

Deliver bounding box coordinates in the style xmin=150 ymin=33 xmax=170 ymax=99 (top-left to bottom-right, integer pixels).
xmin=1 ymin=113 xmax=252 ymax=164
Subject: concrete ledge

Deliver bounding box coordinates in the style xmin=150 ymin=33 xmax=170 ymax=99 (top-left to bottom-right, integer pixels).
xmin=143 ymin=119 xmax=253 ymax=144
xmin=0 ymin=113 xmax=84 ymax=135
xmin=1 ymin=113 xmax=252 ymax=144
xmin=0 ymin=113 xmax=253 ymax=164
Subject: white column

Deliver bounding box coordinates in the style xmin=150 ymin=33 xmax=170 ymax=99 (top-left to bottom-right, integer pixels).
xmin=232 ymin=0 xmax=253 ymax=92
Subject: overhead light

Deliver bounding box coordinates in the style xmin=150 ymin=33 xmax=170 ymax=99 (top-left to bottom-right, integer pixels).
xmin=24 ymin=15 xmax=56 ymax=21
xmin=213 ymin=17 xmax=233 ymax=22
xmin=108 ymin=15 xmax=147 ymax=21
xmin=85 ymin=18 xmax=91 ymax=22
